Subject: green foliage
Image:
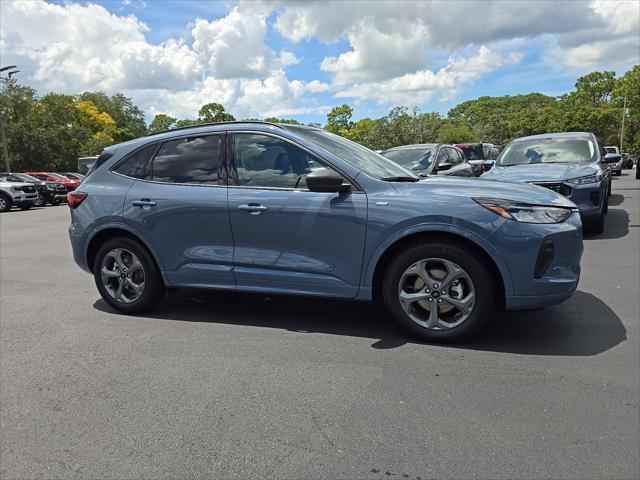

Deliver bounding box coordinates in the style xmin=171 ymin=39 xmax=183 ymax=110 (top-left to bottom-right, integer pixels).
xmin=149 ymin=114 xmax=177 ymax=133
xmin=263 ymin=117 xmax=301 ymax=124
xmin=325 ymin=104 xmax=353 ymax=134
xmin=198 ymin=102 xmax=235 ymax=123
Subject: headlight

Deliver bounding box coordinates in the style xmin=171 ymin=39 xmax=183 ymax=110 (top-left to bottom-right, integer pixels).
xmin=567 ymin=171 xmax=603 ymax=185
xmin=474 ymin=198 xmax=576 ymax=224
xmin=9 ymin=186 xmax=18 ymax=192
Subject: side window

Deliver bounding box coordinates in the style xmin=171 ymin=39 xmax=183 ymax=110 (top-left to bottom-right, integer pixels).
xmin=449 ymin=148 xmax=463 ymax=165
xmin=114 ymin=144 xmax=155 ymax=180
xmin=233 ymin=133 xmax=325 ymax=189
xmin=436 ymin=148 xmax=449 ymax=164
xmin=152 ymin=135 xmax=221 ymax=185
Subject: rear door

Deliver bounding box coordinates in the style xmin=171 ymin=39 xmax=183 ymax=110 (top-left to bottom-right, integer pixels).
xmin=121 ymin=133 xmax=235 ymax=289
xmin=227 ymin=131 xmax=367 ymax=298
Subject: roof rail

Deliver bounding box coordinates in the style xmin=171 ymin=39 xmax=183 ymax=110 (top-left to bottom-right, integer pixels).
xmin=146 ymin=120 xmax=284 ymax=137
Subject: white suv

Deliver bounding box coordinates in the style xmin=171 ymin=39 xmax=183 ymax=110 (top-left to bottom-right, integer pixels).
xmin=0 ymin=175 xmax=38 ymax=212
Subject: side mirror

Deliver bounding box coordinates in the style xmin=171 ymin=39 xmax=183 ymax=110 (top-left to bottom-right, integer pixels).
xmin=306 ymin=168 xmax=350 ymax=193
xmin=436 ymin=162 xmax=452 ymax=172
xmin=604 ymin=153 xmax=621 ymax=164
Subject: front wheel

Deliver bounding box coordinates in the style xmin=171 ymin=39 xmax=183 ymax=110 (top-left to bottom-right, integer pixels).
xmin=616 ymin=170 xmax=621 ymax=176
xmin=382 ymin=242 xmax=496 ymax=342
xmin=34 ymin=192 xmax=46 ymax=207
xmin=93 ymin=237 xmax=166 ymax=314
xmin=49 ymin=198 xmax=61 ymax=206
xmin=19 ymin=202 xmax=33 ymax=211
xmin=0 ymin=194 xmax=12 ymax=212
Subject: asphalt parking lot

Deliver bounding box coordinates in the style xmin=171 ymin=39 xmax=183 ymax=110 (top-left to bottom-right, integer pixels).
xmin=1 ymin=172 xmax=638 ymax=479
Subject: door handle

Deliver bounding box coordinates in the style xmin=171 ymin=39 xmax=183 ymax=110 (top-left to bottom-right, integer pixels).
xmin=237 ymin=203 xmax=268 ymax=215
xmin=132 ymin=199 xmax=157 ymax=207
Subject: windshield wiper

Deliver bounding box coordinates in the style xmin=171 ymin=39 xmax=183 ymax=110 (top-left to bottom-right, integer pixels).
xmin=380 ymin=176 xmax=419 ymax=182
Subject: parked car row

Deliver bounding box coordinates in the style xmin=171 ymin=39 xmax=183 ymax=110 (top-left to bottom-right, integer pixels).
xmin=68 ymin=122 xmax=608 ymax=343
xmin=0 ymin=171 xmax=84 ymax=212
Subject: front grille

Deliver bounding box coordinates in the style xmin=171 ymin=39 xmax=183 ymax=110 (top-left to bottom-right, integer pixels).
xmin=533 ymin=182 xmax=572 ymax=197
xmin=16 ymin=185 xmax=36 ymax=193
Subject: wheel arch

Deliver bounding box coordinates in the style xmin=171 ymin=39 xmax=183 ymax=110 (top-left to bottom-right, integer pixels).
xmin=85 ymin=225 xmax=169 ymax=285
xmin=368 ymin=227 xmax=512 ymax=306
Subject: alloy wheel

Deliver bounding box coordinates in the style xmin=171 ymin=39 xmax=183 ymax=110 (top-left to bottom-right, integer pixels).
xmin=397 ymin=258 xmax=475 ymax=330
xmin=100 ymin=248 xmax=146 ymax=303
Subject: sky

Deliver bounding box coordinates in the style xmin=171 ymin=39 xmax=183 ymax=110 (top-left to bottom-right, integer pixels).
xmin=1 ymin=0 xmax=639 ymax=125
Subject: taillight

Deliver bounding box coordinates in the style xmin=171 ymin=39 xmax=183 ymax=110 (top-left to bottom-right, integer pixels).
xmin=67 ymin=191 xmax=88 ymax=209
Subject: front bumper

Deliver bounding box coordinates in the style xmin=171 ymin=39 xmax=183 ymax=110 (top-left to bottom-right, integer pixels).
xmin=532 ymin=180 xmax=607 ymax=219
xmin=496 ymin=212 xmax=583 ymax=310
xmin=11 ymin=193 xmax=37 ymax=204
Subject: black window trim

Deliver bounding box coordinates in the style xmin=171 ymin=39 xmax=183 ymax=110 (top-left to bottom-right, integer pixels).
xmin=226 ymin=130 xmax=364 ymax=193
xmin=110 ymin=132 xmax=227 ymax=188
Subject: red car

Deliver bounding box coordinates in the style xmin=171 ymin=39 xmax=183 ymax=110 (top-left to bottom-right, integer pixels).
xmin=26 ymin=172 xmax=80 ymax=191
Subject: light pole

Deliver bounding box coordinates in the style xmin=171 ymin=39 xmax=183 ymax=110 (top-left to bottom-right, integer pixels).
xmin=620 ymin=97 xmax=627 ymax=153
xmin=0 ymin=65 xmax=18 ymax=172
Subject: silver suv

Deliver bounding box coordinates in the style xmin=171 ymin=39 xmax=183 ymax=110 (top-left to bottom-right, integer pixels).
xmin=0 ymin=174 xmax=38 ymax=212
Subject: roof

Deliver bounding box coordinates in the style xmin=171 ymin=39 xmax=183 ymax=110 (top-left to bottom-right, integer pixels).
xmin=382 ymin=143 xmax=439 ymax=151
xmin=511 ymin=132 xmax=594 ymax=143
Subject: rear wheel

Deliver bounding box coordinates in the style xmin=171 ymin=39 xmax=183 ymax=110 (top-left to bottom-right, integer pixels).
xmin=0 ymin=194 xmax=12 ymax=212
xmin=382 ymin=242 xmax=496 ymax=342
xmin=93 ymin=237 xmax=166 ymax=314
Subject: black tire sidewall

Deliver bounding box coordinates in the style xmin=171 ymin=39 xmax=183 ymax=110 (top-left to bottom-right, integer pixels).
xmin=93 ymin=237 xmax=166 ymax=314
xmin=382 ymin=242 xmax=496 ymax=342
xmin=0 ymin=194 xmax=12 ymax=212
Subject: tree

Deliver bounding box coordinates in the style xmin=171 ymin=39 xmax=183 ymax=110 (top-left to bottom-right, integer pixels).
xmin=263 ymin=117 xmax=301 ymax=124
xmin=325 ymin=104 xmax=353 ymax=134
xmin=198 ymin=103 xmax=235 ymax=123
xmin=436 ymin=118 xmax=479 ymax=144
xmin=573 ymin=71 xmax=617 ymax=107
xmin=149 ymin=114 xmax=176 ymax=133
xmin=77 ymin=91 xmax=147 ymax=140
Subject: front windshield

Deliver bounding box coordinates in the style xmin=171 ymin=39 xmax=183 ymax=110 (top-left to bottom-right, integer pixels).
xmin=0 ymin=174 xmax=22 ymax=182
xmin=13 ymin=173 xmax=39 ymax=182
xmin=290 ymin=128 xmax=418 ymax=180
xmin=381 ymin=148 xmax=435 ymax=172
xmin=497 ymin=137 xmax=596 ymax=166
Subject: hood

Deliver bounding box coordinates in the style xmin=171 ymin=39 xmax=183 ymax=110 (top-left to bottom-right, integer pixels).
xmin=0 ymin=181 xmax=35 ymax=189
xmin=484 ymin=163 xmax=599 ymax=182
xmin=393 ymin=176 xmax=577 ymax=208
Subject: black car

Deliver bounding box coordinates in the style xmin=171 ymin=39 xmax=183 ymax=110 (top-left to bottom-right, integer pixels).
xmin=455 ymin=143 xmax=500 ymax=176
xmin=8 ymin=172 xmax=68 ymax=206
xmin=60 ymin=172 xmax=86 ymax=182
xmin=380 ymin=144 xmax=475 ymax=177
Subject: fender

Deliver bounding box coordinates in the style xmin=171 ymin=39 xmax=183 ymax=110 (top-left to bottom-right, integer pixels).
xmin=362 ymin=222 xmax=515 ymax=296
xmin=83 ymin=221 xmax=172 ymax=286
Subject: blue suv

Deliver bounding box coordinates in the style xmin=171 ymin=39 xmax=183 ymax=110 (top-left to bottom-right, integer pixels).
xmin=484 ymin=132 xmax=619 ymax=233
xmin=69 ymin=123 xmax=583 ymax=342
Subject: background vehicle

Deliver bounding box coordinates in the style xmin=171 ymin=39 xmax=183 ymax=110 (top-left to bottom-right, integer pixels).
xmin=456 ymin=143 xmax=500 ymax=176
xmin=69 ymin=122 xmax=582 ymax=343
xmin=380 ymin=144 xmax=475 ymax=177
xmin=77 ymin=156 xmax=98 ymax=175
xmin=621 ymin=153 xmax=633 ymax=169
xmin=0 ymin=174 xmax=38 ymax=212
xmin=26 ymin=172 xmax=79 ymax=191
xmin=59 ymin=172 xmax=86 ymax=182
xmin=484 ymin=132 xmax=618 ymax=233
xmin=604 ymin=146 xmax=623 ymax=176
xmin=8 ymin=172 xmax=68 ymax=206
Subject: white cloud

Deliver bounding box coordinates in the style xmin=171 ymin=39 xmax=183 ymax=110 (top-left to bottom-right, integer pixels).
xmin=191 ymin=5 xmax=275 ymax=79
xmin=335 ymin=47 xmax=523 ymax=104
xmin=1 ymin=0 xmax=201 ymax=91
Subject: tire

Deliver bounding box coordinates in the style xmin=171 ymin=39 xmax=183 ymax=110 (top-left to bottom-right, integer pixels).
xmin=0 ymin=193 xmax=12 ymax=212
xmin=93 ymin=236 xmax=166 ymax=314
xmin=49 ymin=198 xmax=61 ymax=206
xmin=19 ymin=202 xmax=33 ymax=211
xmin=34 ymin=192 xmax=46 ymax=207
xmin=585 ymin=196 xmax=607 ymax=234
xmin=616 ymin=170 xmax=621 ymax=176
xmin=382 ymin=242 xmax=496 ymax=342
